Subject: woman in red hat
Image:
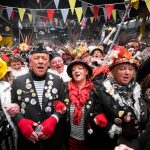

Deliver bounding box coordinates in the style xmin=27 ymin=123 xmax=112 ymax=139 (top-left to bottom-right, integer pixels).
xmin=93 ymin=46 xmax=149 ymax=149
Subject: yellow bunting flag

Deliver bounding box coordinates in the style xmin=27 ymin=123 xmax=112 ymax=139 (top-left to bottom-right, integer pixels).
xmin=28 ymin=14 xmax=33 ymax=23
xmin=112 ymin=9 xmax=116 ymax=22
xmin=145 ymin=0 xmax=150 ymax=12
xmin=131 ymin=0 xmax=139 ymax=10
xmin=75 ymin=7 xmax=83 ymax=23
xmin=90 ymin=17 xmax=94 ymax=23
xmin=18 ymin=8 xmax=26 ymax=22
xmin=68 ymin=0 xmax=76 ymax=14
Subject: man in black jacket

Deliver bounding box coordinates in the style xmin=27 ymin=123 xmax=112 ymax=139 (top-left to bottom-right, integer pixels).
xmin=11 ymin=44 xmax=67 ymax=150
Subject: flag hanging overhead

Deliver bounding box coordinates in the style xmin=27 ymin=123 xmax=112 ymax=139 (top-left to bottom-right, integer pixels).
xmin=47 ymin=9 xmax=55 ymax=23
xmin=18 ymin=8 xmax=26 ymax=22
xmin=105 ymin=4 xmax=115 ymax=20
xmin=68 ymin=0 xmax=76 ymax=14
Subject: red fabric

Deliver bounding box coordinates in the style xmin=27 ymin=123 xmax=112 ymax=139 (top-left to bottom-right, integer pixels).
xmin=41 ymin=116 xmax=57 ymax=138
xmin=69 ymin=136 xmax=86 ymax=150
xmin=54 ymin=100 xmax=66 ymax=114
xmin=68 ymin=80 xmax=93 ymax=125
xmin=17 ymin=118 xmax=34 ymax=140
xmin=94 ymin=113 xmax=108 ymax=127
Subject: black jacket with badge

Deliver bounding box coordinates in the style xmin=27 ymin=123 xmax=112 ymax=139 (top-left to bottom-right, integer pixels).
xmin=63 ymin=83 xmax=115 ymax=150
xmin=11 ymin=72 xmax=67 ymax=150
xmin=94 ymin=78 xmax=149 ymax=148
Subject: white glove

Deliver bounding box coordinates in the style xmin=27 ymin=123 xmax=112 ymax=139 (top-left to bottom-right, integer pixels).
xmin=108 ymin=124 xmax=122 ymax=139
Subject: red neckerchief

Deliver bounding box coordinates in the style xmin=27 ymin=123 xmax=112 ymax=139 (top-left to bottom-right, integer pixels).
xmin=68 ymin=80 xmax=93 ymax=125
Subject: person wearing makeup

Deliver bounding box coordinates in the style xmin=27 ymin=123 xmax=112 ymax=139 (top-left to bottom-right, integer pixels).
xmin=48 ymin=52 xmax=71 ymax=83
xmin=10 ymin=44 xmax=67 ymax=150
xmin=93 ymin=46 xmax=149 ymax=149
xmin=63 ymin=59 xmax=110 ymax=150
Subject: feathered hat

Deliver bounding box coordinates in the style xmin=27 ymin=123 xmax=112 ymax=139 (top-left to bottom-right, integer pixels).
xmin=105 ymin=45 xmax=141 ymax=69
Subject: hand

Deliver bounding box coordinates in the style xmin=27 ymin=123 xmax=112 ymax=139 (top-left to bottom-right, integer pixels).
xmin=114 ymin=144 xmax=134 ymax=150
xmin=38 ymin=116 xmax=57 ymax=140
xmin=17 ymin=118 xmax=39 ymax=143
xmin=54 ymin=100 xmax=66 ymax=114
xmin=5 ymin=103 xmax=20 ymax=117
xmin=108 ymin=124 xmax=122 ymax=139
xmin=94 ymin=113 xmax=108 ymax=127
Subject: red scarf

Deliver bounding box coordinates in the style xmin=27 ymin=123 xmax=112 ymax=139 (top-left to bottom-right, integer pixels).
xmin=68 ymin=80 xmax=93 ymax=125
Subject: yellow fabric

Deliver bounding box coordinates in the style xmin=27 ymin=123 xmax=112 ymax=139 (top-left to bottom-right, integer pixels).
xmin=0 ymin=36 xmax=13 ymax=47
xmin=0 ymin=58 xmax=7 ymax=79
xmin=131 ymin=0 xmax=139 ymax=10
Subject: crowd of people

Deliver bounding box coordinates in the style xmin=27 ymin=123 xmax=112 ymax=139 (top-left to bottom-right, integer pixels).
xmin=0 ymin=38 xmax=150 ymax=150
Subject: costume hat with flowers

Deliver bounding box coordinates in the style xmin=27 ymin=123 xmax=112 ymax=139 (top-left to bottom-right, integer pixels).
xmin=67 ymin=59 xmax=92 ymax=78
xmin=0 ymin=58 xmax=8 ymax=79
xmin=106 ymin=45 xmax=141 ymax=70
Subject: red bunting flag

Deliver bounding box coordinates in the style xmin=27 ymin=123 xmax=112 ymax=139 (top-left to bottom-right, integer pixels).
xmin=47 ymin=9 xmax=54 ymax=23
xmin=93 ymin=5 xmax=99 ymax=21
xmin=105 ymin=4 xmax=115 ymax=20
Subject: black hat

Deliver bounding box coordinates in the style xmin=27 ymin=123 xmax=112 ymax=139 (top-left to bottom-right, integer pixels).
xmin=30 ymin=43 xmax=48 ymax=55
xmin=67 ymin=59 xmax=92 ymax=78
xmin=90 ymin=47 xmax=104 ymax=56
xmin=49 ymin=52 xmax=61 ymax=61
xmin=136 ymin=57 xmax=150 ymax=84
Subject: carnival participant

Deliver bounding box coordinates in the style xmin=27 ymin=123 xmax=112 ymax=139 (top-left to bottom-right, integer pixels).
xmin=8 ymin=54 xmax=28 ymax=78
xmin=89 ymin=46 xmax=105 ymax=68
xmin=48 ymin=52 xmax=71 ymax=82
xmin=10 ymin=44 xmax=67 ymax=150
xmin=63 ymin=59 xmax=110 ymax=150
xmin=94 ymin=45 xmax=149 ymax=149
xmin=0 ymin=58 xmax=18 ymax=150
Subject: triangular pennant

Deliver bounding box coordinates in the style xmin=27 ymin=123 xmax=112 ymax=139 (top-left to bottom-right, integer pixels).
xmin=131 ymin=0 xmax=139 ymax=10
xmin=18 ymin=8 xmax=26 ymax=22
xmin=112 ymin=9 xmax=116 ymax=21
xmin=105 ymin=4 xmax=115 ymax=20
xmin=0 ymin=6 xmax=3 ymax=17
xmin=30 ymin=9 xmax=37 ymax=23
xmin=93 ymin=5 xmax=99 ymax=21
xmin=36 ymin=0 xmax=40 ymax=3
xmin=54 ymin=0 xmax=60 ymax=9
xmin=11 ymin=10 xmax=14 ymax=20
xmin=103 ymin=7 xmax=107 ymax=22
xmin=6 ymin=7 xmax=13 ymax=20
xmin=81 ymin=1 xmax=88 ymax=17
xmin=145 ymin=0 xmax=150 ymax=12
xmin=61 ymin=8 xmax=69 ymax=23
xmin=68 ymin=0 xmax=76 ymax=14
xmin=90 ymin=17 xmax=94 ymax=23
xmin=47 ymin=9 xmax=54 ymax=23
xmin=28 ymin=13 xmax=33 ymax=23
xmin=75 ymin=7 xmax=83 ymax=23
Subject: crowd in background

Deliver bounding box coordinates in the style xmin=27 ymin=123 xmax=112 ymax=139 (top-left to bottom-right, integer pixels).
xmin=0 ymin=36 xmax=150 ymax=150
